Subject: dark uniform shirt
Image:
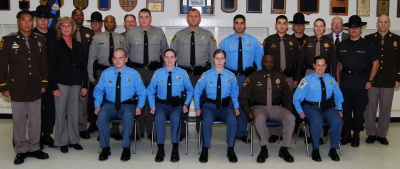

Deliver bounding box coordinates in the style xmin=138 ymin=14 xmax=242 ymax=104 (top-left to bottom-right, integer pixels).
xmin=0 ymin=31 xmax=48 ymax=102
xmin=365 ymin=31 xmax=400 ymax=88
xmin=299 ymin=36 xmax=337 ymax=78
xmin=292 ymin=33 xmax=309 ymax=48
xmin=263 ymin=34 xmax=301 ymax=81
xmin=337 ymin=38 xmax=378 ymax=89
xmin=239 ymin=69 xmax=293 ymax=115
xmin=76 ymin=26 xmax=94 ymax=58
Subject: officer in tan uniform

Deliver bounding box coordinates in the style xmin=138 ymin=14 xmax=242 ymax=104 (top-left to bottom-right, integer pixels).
xmin=239 ymin=55 xmax=295 ymax=163
xmin=0 ymin=10 xmax=49 ymax=165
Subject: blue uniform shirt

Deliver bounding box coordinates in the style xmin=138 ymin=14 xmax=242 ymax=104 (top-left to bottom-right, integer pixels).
xmin=194 ymin=68 xmax=239 ymax=109
xmin=293 ymin=72 xmax=344 ymax=114
xmin=219 ymin=33 xmax=263 ymax=71
xmin=147 ymin=67 xmax=194 ymax=108
xmin=94 ymin=66 xmax=147 ymax=109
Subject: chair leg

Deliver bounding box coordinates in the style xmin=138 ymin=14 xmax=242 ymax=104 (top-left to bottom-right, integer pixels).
xmin=133 ymin=119 xmax=139 ymax=154
xmin=184 ymin=120 xmax=188 ymax=155
xmin=304 ymin=124 xmax=310 ymax=157
xmin=198 ymin=121 xmax=202 ymax=154
xmin=295 ymin=122 xmax=305 ymax=144
xmin=151 ymin=121 xmax=155 ymax=154
xmin=250 ymin=121 xmax=254 ymax=156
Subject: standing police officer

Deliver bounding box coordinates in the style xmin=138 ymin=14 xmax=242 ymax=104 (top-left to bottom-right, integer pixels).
xmin=123 ymin=8 xmax=169 ymax=140
xmin=290 ymin=13 xmax=309 ymax=47
xmin=121 ymin=14 xmax=137 ymax=37
xmin=337 ymin=15 xmax=379 ymax=147
xmin=364 ymin=14 xmax=400 ymax=145
xmin=219 ymin=14 xmax=263 ymax=142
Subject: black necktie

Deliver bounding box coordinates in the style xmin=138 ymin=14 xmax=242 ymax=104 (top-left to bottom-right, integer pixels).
xmin=216 ymin=73 xmax=222 ymax=109
xmin=238 ymin=37 xmax=243 ymax=73
xmin=319 ymin=77 xmax=327 ymax=111
xmin=167 ymin=71 xmax=172 ymax=101
xmin=109 ymin=33 xmax=114 ymax=65
xmin=144 ymin=31 xmax=149 ymax=65
xmin=335 ymin=34 xmax=340 ymax=47
xmin=190 ymin=31 xmax=196 ymax=67
xmin=115 ymin=72 xmax=121 ymax=111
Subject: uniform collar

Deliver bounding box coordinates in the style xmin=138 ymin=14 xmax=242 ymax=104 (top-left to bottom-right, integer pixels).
xmin=112 ymin=66 xmax=127 ymax=74
xmin=275 ymin=33 xmax=289 ymax=40
xmin=212 ymin=68 xmax=226 ymax=76
xmin=17 ymin=31 xmax=35 ymax=40
xmin=163 ymin=66 xmax=176 ymax=74
xmin=187 ymin=27 xmax=199 ymax=35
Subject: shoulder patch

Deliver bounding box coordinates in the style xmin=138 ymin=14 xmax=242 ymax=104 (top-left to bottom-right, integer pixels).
xmin=185 ymin=72 xmax=189 ymax=77
xmin=0 ymin=38 xmax=4 ymax=50
xmin=152 ymin=72 xmax=157 ymax=78
xmin=298 ymin=79 xmax=308 ymax=89
xmin=198 ymin=73 xmax=205 ymax=82
xmin=243 ymin=77 xmax=250 ymax=87
xmin=210 ymin=35 xmax=216 ymax=43
xmin=171 ymin=34 xmax=177 ymax=42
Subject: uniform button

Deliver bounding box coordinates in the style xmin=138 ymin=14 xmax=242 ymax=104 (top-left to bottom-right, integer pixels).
xmin=29 ymin=65 xmax=31 ymax=67
xmin=380 ymin=61 xmax=383 ymax=63
xmin=29 ymin=72 xmax=31 ymax=75
xmin=381 ymin=48 xmax=383 ymax=50
xmin=28 ymin=58 xmax=31 ymax=60
xmin=380 ymin=67 xmax=383 ymax=69
xmin=28 ymin=51 xmax=31 ymax=53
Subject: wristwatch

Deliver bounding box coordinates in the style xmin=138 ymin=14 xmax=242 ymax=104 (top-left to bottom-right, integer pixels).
xmin=367 ymin=79 xmax=374 ymax=83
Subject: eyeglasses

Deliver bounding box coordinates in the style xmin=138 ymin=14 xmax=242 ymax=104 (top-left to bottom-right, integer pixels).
xmin=332 ymin=22 xmax=343 ymax=26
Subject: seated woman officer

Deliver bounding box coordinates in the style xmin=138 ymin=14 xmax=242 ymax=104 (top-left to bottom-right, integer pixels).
xmin=293 ymin=56 xmax=343 ymax=162
xmin=147 ymin=49 xmax=194 ymax=162
xmin=194 ymin=49 xmax=240 ymax=163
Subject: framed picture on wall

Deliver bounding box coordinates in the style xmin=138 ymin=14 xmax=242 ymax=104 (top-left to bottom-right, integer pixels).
xmin=246 ymin=0 xmax=262 ymax=13
xmin=271 ymin=0 xmax=286 ymax=14
xmin=98 ymin=0 xmax=111 ymax=11
xmin=221 ymin=0 xmax=237 ymax=13
xmin=180 ymin=0 xmax=214 ymax=15
xmin=330 ymin=0 xmax=348 ymax=15
xmin=357 ymin=0 xmax=370 ymax=16
xmin=377 ymin=0 xmax=389 ymax=16
xmin=0 ymin=0 xmax=10 ymax=10
xmin=73 ymin=0 xmax=89 ymax=10
xmin=120 ymin=0 xmax=136 ymax=12
xmin=147 ymin=0 xmax=164 ymax=12
xmin=298 ymin=0 xmax=319 ymax=15
xmin=398 ymin=0 xmax=400 ymax=17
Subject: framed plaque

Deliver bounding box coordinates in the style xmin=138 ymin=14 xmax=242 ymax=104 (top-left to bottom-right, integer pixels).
xmin=0 ymin=0 xmax=10 ymax=10
xmin=377 ymin=0 xmax=389 ymax=16
xmin=398 ymin=0 xmax=400 ymax=17
xmin=221 ymin=0 xmax=237 ymax=13
xmin=40 ymin=0 xmax=64 ymax=7
xmin=147 ymin=0 xmax=163 ymax=12
xmin=271 ymin=0 xmax=286 ymax=14
xmin=19 ymin=0 xmax=29 ymax=10
xmin=98 ymin=0 xmax=111 ymax=11
xmin=179 ymin=0 xmax=214 ymax=16
xmin=357 ymin=0 xmax=370 ymax=16
xmin=330 ymin=0 xmax=348 ymax=15
xmin=73 ymin=0 xmax=88 ymax=10
xmin=246 ymin=0 xmax=261 ymax=13
xmin=120 ymin=0 xmax=136 ymax=12
xmin=298 ymin=0 xmax=319 ymax=15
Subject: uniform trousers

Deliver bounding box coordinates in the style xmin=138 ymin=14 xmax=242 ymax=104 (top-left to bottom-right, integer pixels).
xmin=41 ymin=88 xmax=55 ymax=135
xmin=364 ymin=87 xmax=394 ymax=138
xmin=12 ymin=99 xmax=41 ymax=153
xmin=341 ymin=88 xmax=368 ymax=136
xmin=201 ymin=103 xmax=237 ymax=148
xmin=235 ymin=74 xmax=248 ymax=138
xmin=303 ymin=105 xmax=343 ymax=149
xmin=78 ymin=82 xmax=88 ymax=132
xmin=155 ymin=103 xmax=182 ymax=144
xmin=87 ymin=82 xmax=96 ymax=125
xmin=252 ymin=105 xmax=295 ymax=147
xmin=97 ymin=102 xmax=135 ymax=148
xmin=54 ymin=84 xmax=81 ymax=146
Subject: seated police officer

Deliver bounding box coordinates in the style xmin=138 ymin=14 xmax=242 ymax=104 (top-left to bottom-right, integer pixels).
xmin=147 ymin=49 xmax=194 ymax=162
xmin=293 ymin=56 xmax=343 ymax=162
xmin=194 ymin=49 xmax=240 ymax=163
xmin=239 ymin=55 xmax=295 ymax=163
xmin=94 ymin=49 xmax=147 ymax=161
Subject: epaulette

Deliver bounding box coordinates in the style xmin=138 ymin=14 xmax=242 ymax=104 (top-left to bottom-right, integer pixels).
xmin=3 ymin=32 xmax=17 ymax=37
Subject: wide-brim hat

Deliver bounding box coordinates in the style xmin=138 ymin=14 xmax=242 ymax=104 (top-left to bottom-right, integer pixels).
xmin=343 ymin=15 xmax=367 ymax=27
xmin=32 ymin=5 xmax=54 ymax=18
xmin=86 ymin=11 xmax=103 ymax=22
xmin=289 ymin=13 xmax=310 ymax=24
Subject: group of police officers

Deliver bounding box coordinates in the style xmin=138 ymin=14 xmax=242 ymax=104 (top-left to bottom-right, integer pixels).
xmin=0 ymin=3 xmax=398 ymax=165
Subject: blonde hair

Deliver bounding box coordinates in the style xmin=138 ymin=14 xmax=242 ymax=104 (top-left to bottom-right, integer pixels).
xmin=55 ymin=16 xmax=77 ymax=40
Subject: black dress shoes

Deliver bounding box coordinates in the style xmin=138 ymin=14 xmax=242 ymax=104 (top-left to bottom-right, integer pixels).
xmin=41 ymin=134 xmax=55 ymax=148
xmin=328 ymin=148 xmax=340 ymax=161
xmin=79 ymin=131 xmax=91 ymax=139
xmin=268 ymin=135 xmax=279 ymax=143
xmin=340 ymin=134 xmax=352 ymax=145
xmin=279 ymin=148 xmax=294 ymax=162
xmin=199 ymin=149 xmax=208 ymax=163
xmin=14 ymin=153 xmax=27 ymax=165
xmin=237 ymin=136 xmax=248 ymax=143
xmin=27 ymin=150 xmax=49 ymax=159
xmin=351 ymin=135 xmax=360 ymax=147
xmin=110 ymin=133 xmax=123 ymax=141
xmin=60 ymin=145 xmax=68 ymax=153
xmin=377 ymin=137 xmax=389 ymax=145
xmin=99 ymin=147 xmax=111 ymax=161
xmin=256 ymin=149 xmax=269 ymax=163
xmin=87 ymin=123 xmax=98 ymax=133
xmin=155 ymin=149 xmax=165 ymax=162
xmin=227 ymin=149 xmax=238 ymax=163
xmin=366 ymin=136 xmax=376 ymax=144
xmin=170 ymin=150 xmax=180 ymax=162
xmin=179 ymin=134 xmax=186 ymax=142
xmin=311 ymin=149 xmax=321 ymax=162
xmin=120 ymin=148 xmax=131 ymax=161
xmin=68 ymin=144 xmax=83 ymax=150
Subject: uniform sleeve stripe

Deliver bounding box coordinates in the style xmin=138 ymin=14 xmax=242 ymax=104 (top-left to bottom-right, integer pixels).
xmin=0 ymin=83 xmax=6 ymax=86
xmin=41 ymin=80 xmax=48 ymax=82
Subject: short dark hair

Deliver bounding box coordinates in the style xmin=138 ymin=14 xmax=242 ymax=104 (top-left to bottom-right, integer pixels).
xmin=234 ymin=14 xmax=246 ymax=23
xmin=276 ymin=15 xmax=287 ymax=23
xmin=313 ymin=55 xmax=327 ymax=64
xmin=164 ymin=48 xmax=176 ymax=57
xmin=17 ymin=10 xmax=34 ymax=19
xmin=124 ymin=14 xmax=136 ymax=21
xmin=139 ymin=8 xmax=151 ymax=16
xmin=213 ymin=49 xmax=226 ymax=59
xmin=71 ymin=8 xmax=83 ymax=16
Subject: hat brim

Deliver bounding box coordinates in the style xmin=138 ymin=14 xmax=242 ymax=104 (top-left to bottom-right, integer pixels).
xmin=289 ymin=21 xmax=310 ymax=24
xmin=343 ymin=22 xmax=367 ymax=27
xmin=32 ymin=11 xmax=55 ymax=18
xmin=86 ymin=19 xmax=104 ymax=22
